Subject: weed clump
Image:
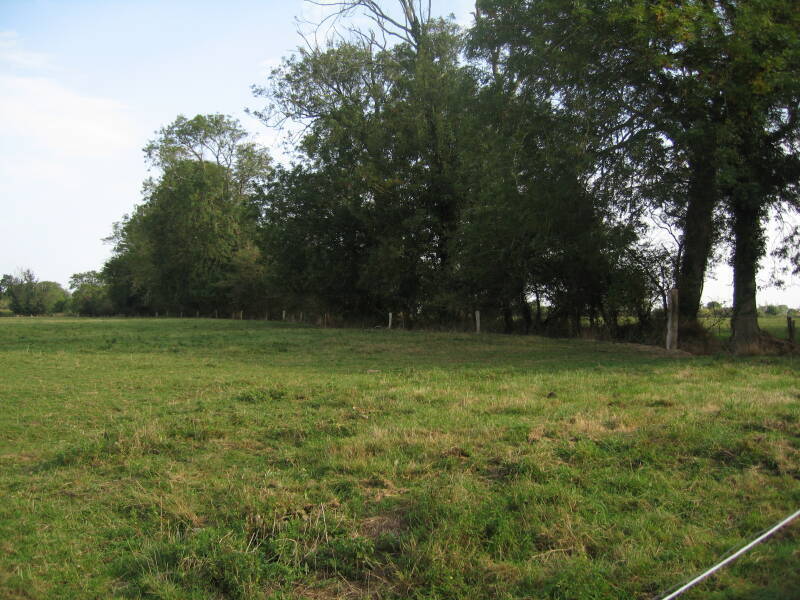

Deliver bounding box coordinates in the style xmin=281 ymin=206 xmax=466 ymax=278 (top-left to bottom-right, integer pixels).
xmin=233 ymin=386 xmax=288 ymax=403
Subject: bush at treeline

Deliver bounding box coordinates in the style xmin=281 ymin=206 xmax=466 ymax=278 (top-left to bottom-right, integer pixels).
xmin=0 ymin=271 xmax=69 ymax=316
xmin=0 ymin=270 xmax=113 ymax=316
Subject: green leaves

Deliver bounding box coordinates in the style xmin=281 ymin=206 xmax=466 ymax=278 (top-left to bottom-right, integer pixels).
xmin=105 ymin=114 xmax=272 ymax=315
xmin=144 ymin=113 xmax=248 ymax=171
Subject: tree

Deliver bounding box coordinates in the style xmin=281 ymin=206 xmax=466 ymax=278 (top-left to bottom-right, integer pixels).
xmin=218 ymin=243 xmax=272 ymax=316
xmin=3 ymin=270 xmax=69 ymax=315
xmin=470 ymin=0 xmax=719 ymax=326
xmin=259 ymin=165 xmax=374 ymax=318
xmin=104 ymin=114 xmax=273 ymax=315
xmin=69 ymin=271 xmax=113 ymax=316
xmin=717 ymin=1 xmax=800 ymax=352
xmin=107 ymin=160 xmax=240 ymax=313
xmin=254 ymin=1 xmax=661 ymax=333
xmin=0 ymin=274 xmax=12 ymax=296
xmin=144 ymin=114 xmax=247 ymax=172
xmin=254 ymin=10 xmax=478 ymax=324
xmin=470 ymin=0 xmax=800 ymax=352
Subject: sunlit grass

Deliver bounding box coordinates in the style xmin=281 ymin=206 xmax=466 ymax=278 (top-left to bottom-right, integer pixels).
xmin=703 ymin=314 xmax=794 ymax=341
xmin=1 ymin=318 xmax=798 ymax=599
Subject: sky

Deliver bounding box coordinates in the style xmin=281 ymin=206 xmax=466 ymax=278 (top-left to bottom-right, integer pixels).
xmin=0 ymin=0 xmax=797 ymax=307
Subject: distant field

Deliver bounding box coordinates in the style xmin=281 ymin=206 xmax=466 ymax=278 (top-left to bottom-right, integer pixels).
xmin=1 ymin=318 xmax=798 ymax=599
xmin=703 ymin=315 xmax=794 ymax=342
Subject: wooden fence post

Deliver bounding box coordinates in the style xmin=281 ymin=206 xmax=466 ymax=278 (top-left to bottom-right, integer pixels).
xmin=282 ymin=310 xmax=286 ymax=321
xmin=475 ymin=310 xmax=481 ymax=334
xmin=666 ymin=288 xmax=679 ymax=350
xmin=789 ymin=316 xmax=796 ymax=343
xmin=388 ymin=312 xmax=393 ymax=330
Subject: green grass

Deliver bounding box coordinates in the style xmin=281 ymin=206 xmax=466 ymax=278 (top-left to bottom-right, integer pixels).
xmin=703 ymin=314 xmax=794 ymax=341
xmin=1 ymin=318 xmax=798 ymax=599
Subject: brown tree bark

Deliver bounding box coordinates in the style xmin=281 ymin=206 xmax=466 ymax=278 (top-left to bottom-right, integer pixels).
xmin=730 ymin=190 xmax=764 ymax=354
xmin=676 ymin=153 xmax=718 ymax=324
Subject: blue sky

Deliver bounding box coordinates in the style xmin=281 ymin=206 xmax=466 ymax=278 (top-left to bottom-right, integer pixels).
xmin=0 ymin=0 xmax=796 ymax=306
xmin=0 ymin=0 xmax=306 ymax=287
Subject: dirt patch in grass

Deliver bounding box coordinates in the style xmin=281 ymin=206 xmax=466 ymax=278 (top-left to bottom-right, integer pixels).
xmin=360 ymin=513 xmax=405 ymax=540
xmin=291 ymin=579 xmax=380 ymax=600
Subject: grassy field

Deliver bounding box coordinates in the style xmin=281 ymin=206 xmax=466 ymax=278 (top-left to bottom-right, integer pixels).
xmin=0 ymin=318 xmax=798 ymax=599
xmin=703 ymin=315 xmax=794 ymax=342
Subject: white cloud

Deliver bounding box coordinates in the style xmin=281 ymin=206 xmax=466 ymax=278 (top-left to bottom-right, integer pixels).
xmin=0 ymin=31 xmax=52 ymax=70
xmin=0 ymin=31 xmax=140 ymax=158
xmin=0 ymin=75 xmax=140 ymax=158
xmin=0 ymin=32 xmax=145 ymax=285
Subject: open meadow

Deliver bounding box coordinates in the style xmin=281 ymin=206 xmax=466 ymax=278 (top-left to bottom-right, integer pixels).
xmin=0 ymin=318 xmax=798 ymax=599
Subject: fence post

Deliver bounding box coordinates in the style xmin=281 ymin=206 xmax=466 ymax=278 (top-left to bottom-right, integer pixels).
xmin=388 ymin=312 xmax=393 ymax=330
xmin=475 ymin=310 xmax=481 ymax=334
xmin=666 ymin=288 xmax=679 ymax=350
xmin=282 ymin=310 xmax=286 ymax=321
xmin=789 ymin=316 xmax=796 ymax=343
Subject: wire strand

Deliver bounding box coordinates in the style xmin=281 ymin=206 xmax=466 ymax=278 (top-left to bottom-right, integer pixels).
xmin=660 ymin=508 xmax=800 ymax=600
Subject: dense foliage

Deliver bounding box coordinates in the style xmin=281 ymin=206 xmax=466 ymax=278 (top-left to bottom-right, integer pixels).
xmin=68 ymin=271 xmax=113 ymax=316
xmin=96 ymin=1 xmax=798 ymax=351
xmin=0 ymin=271 xmax=69 ymax=316
xmin=103 ymin=115 xmax=272 ymax=317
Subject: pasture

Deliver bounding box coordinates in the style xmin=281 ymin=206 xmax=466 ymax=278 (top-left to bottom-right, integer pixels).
xmin=0 ymin=318 xmax=798 ymax=599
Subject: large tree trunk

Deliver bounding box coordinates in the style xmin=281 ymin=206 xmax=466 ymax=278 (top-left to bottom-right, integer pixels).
xmin=730 ymin=190 xmax=764 ymax=354
xmin=676 ymin=154 xmax=718 ymax=324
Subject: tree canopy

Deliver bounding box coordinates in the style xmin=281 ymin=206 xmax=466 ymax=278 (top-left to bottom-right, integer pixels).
xmin=104 ymin=114 xmax=273 ymax=316
xmin=92 ymin=1 xmax=799 ymax=353
xmin=2 ymin=270 xmax=69 ymax=315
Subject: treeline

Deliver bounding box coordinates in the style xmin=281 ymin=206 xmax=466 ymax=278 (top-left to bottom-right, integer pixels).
xmin=91 ymin=2 xmax=798 ymax=351
xmin=4 ymin=267 xmax=794 ymax=322
xmin=0 ymin=271 xmax=70 ymax=316
xmin=0 ymin=270 xmax=108 ymax=316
